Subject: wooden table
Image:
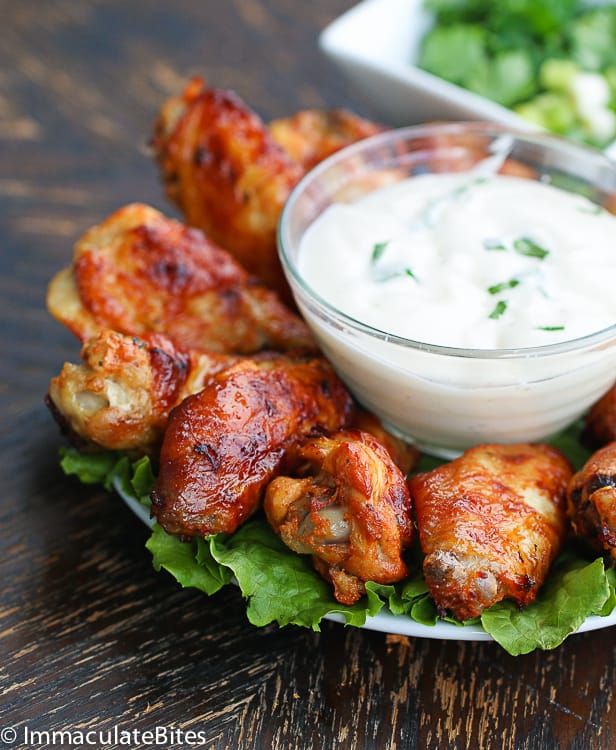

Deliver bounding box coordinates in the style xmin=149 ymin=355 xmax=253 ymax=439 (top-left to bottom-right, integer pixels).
xmin=2 ymin=2 xmax=615 ymax=748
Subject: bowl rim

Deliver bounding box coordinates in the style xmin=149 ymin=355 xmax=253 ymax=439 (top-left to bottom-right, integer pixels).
xmin=318 ymin=0 xmax=538 ymax=130
xmin=278 ymin=122 xmax=616 ymax=361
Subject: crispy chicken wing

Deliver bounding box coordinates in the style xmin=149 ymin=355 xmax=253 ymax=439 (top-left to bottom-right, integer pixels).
xmin=567 ymin=442 xmax=616 ymax=560
xmin=351 ymin=410 xmax=420 ymax=475
xmin=151 ymin=78 xmax=381 ymax=299
xmin=46 ymin=329 xmax=239 ymax=455
xmin=583 ymin=383 xmax=616 ymax=448
xmin=408 ymin=444 xmax=572 ymax=620
xmin=269 ymin=109 xmax=382 ymax=171
xmin=151 ymin=358 xmax=355 ymax=537
xmin=264 ymin=430 xmax=415 ymax=605
xmin=47 ymin=203 xmax=316 ymax=355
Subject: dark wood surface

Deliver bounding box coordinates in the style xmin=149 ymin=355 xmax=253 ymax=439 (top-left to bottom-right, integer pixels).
xmin=2 ymin=2 xmax=616 ymax=748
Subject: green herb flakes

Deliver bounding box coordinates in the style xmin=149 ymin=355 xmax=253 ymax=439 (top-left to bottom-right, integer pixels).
xmin=488 ymin=299 xmax=508 ymax=319
xmin=371 ymin=240 xmax=389 ymax=263
xmin=487 ymin=279 xmax=520 ymax=295
xmin=513 ymin=236 xmax=550 ymax=259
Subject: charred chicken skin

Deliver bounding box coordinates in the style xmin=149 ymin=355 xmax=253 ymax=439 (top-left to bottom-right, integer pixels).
xmin=567 ymin=442 xmax=616 ymax=560
xmin=46 ymin=329 xmax=239 ymax=455
xmin=264 ymin=430 xmax=415 ymax=605
xmin=151 ymin=358 xmax=355 ymax=538
xmin=408 ymin=444 xmax=572 ymax=621
xmin=47 ymin=203 xmax=316 ymax=355
xmin=151 ymin=78 xmax=381 ymax=299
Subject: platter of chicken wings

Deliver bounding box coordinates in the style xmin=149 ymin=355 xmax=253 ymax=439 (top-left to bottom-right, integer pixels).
xmin=47 ymin=79 xmax=616 ymax=655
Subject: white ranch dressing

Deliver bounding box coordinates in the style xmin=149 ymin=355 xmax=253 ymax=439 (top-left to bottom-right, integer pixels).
xmin=298 ymin=173 xmax=616 ymax=349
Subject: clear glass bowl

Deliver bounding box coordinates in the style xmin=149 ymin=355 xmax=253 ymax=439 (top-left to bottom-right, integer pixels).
xmin=278 ymin=123 xmax=616 ymax=457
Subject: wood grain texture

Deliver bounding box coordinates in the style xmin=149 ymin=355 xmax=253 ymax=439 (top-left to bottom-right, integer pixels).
xmin=1 ymin=2 xmax=616 ymax=749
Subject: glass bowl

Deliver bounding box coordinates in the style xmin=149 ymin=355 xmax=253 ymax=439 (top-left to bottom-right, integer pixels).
xmin=277 ymin=123 xmax=616 ymax=457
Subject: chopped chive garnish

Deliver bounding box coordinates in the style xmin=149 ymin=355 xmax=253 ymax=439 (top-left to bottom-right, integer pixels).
xmin=577 ymin=204 xmax=603 ymax=215
xmin=487 ymin=278 xmax=519 ymax=295
xmin=513 ymin=236 xmax=550 ymax=259
xmin=488 ymin=300 xmax=508 ymax=320
xmin=371 ymin=241 xmax=389 ymax=263
xmin=536 ymin=325 xmax=565 ymax=331
xmin=483 ymin=238 xmax=506 ymax=251
xmin=375 ymin=267 xmax=420 ymax=283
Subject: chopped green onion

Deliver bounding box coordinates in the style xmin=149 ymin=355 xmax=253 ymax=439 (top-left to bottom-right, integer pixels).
xmin=537 ymin=325 xmax=565 ymax=331
xmin=489 ymin=300 xmax=508 ymax=319
xmin=577 ymin=204 xmax=603 ymax=215
xmin=487 ymin=279 xmax=520 ymax=295
xmin=371 ymin=241 xmax=389 ymax=263
xmin=513 ymin=236 xmax=550 ymax=259
xmin=375 ymin=267 xmax=420 ymax=284
xmin=483 ymin=238 xmax=507 ymax=251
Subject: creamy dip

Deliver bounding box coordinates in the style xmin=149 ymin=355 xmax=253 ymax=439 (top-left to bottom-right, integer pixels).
xmin=298 ymin=173 xmax=616 ymax=349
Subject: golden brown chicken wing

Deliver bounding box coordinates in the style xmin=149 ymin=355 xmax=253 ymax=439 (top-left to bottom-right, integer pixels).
xmin=151 ymin=358 xmax=355 ymax=537
xmin=408 ymin=444 xmax=572 ymax=621
xmin=583 ymin=383 xmax=616 ymax=447
xmin=264 ymin=430 xmax=415 ymax=605
xmin=151 ymin=78 xmax=381 ymax=300
xmin=47 ymin=203 xmax=316 ymax=355
xmin=269 ymin=109 xmax=382 ymax=172
xmin=567 ymin=442 xmax=616 ymax=560
xmin=46 ymin=329 xmax=239 ymax=455
xmin=351 ymin=410 xmax=420 ymax=475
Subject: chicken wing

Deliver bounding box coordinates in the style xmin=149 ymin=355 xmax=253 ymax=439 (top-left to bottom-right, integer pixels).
xmin=583 ymin=383 xmax=616 ymax=448
xmin=351 ymin=410 xmax=420 ymax=475
xmin=46 ymin=328 xmax=239 ymax=455
xmin=151 ymin=78 xmax=381 ymax=299
xmin=408 ymin=444 xmax=572 ymax=620
xmin=264 ymin=430 xmax=415 ymax=605
xmin=150 ymin=358 xmax=355 ymax=537
xmin=47 ymin=203 xmax=316 ymax=355
xmin=567 ymin=442 xmax=616 ymax=560
xmin=268 ymin=109 xmax=382 ymax=172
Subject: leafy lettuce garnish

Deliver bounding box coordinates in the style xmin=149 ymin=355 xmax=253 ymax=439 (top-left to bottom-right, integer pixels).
xmin=481 ymin=553 xmax=613 ymax=655
xmin=58 ymin=422 xmax=616 ymax=654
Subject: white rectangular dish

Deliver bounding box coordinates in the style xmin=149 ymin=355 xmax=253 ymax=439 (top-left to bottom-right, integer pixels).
xmin=319 ymin=0 xmax=537 ymax=128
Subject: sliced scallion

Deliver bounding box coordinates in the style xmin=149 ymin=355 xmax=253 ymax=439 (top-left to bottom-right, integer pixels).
xmin=513 ymin=236 xmax=550 ymax=259
xmin=488 ymin=300 xmax=508 ymax=320
xmin=483 ymin=238 xmax=507 ymax=251
xmin=371 ymin=241 xmax=389 ymax=263
xmin=487 ymin=278 xmax=520 ymax=295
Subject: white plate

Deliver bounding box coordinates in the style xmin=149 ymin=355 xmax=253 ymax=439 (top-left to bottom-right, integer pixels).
xmin=116 ymin=481 xmax=616 ymax=642
xmin=319 ymin=0 xmax=538 ymax=129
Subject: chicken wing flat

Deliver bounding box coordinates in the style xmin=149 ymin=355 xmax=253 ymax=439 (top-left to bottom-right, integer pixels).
xmin=264 ymin=430 xmax=415 ymax=605
xmin=151 ymin=358 xmax=355 ymax=537
xmin=351 ymin=410 xmax=420 ymax=476
xmin=46 ymin=329 xmax=239 ymax=455
xmin=583 ymin=383 xmax=616 ymax=447
xmin=408 ymin=444 xmax=572 ymax=621
xmin=151 ymin=78 xmax=381 ymax=299
xmin=47 ymin=203 xmax=316 ymax=355
xmin=567 ymin=442 xmax=616 ymax=560
xmin=268 ymin=109 xmax=382 ymax=172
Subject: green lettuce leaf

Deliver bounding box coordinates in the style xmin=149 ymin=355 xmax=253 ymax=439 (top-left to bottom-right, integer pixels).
xmin=60 ymin=447 xmax=125 ymax=490
xmin=146 ymin=524 xmax=232 ymax=595
xmin=58 ymin=416 xmax=616 ymax=655
xmin=146 ymin=518 xmax=385 ymax=629
xmin=481 ymin=556 xmax=612 ymax=655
